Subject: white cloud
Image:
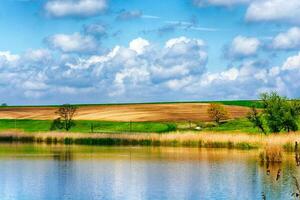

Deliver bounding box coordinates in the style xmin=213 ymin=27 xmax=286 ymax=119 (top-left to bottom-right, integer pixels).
xmin=165 ymin=36 xmax=205 ymax=49
xmin=193 ymin=0 xmax=250 ymax=7
xmin=24 ymin=49 xmax=52 ymax=62
xmin=5 ymin=37 xmax=300 ymax=104
xmin=45 ymin=0 xmax=107 ymax=18
xmin=0 ymin=51 xmax=20 ymax=63
xmin=282 ymin=52 xmax=300 ymax=70
xmin=272 ymin=27 xmax=300 ymax=50
xmin=46 ymin=33 xmax=98 ymax=53
xmin=129 ymin=38 xmax=150 ymax=55
xmin=226 ymin=36 xmax=260 ymax=59
xmin=246 ymin=0 xmax=300 ymax=24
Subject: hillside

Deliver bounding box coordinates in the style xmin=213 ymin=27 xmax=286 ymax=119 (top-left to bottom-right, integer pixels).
xmin=0 ymin=103 xmax=250 ymax=122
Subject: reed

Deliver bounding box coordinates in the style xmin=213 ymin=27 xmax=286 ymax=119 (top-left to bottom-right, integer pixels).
xmin=1 ymin=130 xmax=300 ymax=150
xmin=259 ymin=145 xmax=283 ymax=163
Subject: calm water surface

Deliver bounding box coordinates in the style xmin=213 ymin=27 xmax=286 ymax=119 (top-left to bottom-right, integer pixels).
xmin=0 ymin=144 xmax=298 ymax=200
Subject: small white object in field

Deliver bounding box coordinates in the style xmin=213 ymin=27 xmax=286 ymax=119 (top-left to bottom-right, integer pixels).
xmin=195 ymin=126 xmax=202 ymax=130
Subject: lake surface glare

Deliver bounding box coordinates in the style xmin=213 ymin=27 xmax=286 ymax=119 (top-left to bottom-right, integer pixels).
xmin=0 ymin=144 xmax=298 ymax=200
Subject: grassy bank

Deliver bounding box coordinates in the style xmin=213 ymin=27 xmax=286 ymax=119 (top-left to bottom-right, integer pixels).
xmin=0 ymin=119 xmax=176 ymax=133
xmin=1 ymin=131 xmax=299 ymax=151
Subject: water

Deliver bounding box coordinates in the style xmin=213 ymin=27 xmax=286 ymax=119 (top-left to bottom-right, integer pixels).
xmin=0 ymin=144 xmax=298 ymax=200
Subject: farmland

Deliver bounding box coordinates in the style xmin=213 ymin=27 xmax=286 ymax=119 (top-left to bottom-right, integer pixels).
xmin=0 ymin=102 xmax=251 ymax=122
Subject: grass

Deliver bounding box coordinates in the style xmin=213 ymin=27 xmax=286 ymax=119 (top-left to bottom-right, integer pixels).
xmin=203 ymin=118 xmax=260 ymax=133
xmin=1 ymin=130 xmax=300 ymax=151
xmin=259 ymin=145 xmax=283 ymax=163
xmin=0 ymin=118 xmax=262 ymax=134
xmin=175 ymin=118 xmax=262 ymax=134
xmin=0 ymin=119 xmax=176 ymax=133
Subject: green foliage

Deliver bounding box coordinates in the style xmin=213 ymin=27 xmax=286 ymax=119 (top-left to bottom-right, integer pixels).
xmin=260 ymin=92 xmax=300 ymax=133
xmin=247 ymin=106 xmax=266 ymax=134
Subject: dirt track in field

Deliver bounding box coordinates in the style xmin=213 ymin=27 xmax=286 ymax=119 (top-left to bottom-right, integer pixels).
xmin=0 ymin=103 xmax=250 ymax=122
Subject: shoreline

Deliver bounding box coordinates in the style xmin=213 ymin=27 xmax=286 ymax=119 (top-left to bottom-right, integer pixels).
xmin=0 ymin=131 xmax=299 ymax=151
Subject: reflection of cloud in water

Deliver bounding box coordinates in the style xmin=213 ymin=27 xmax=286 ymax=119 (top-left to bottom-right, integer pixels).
xmin=0 ymin=147 xmax=299 ymax=199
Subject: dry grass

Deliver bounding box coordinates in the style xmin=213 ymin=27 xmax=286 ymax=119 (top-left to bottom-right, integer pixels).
xmin=0 ymin=103 xmax=250 ymax=122
xmin=1 ymin=130 xmax=300 ymax=150
xmin=259 ymin=145 xmax=283 ymax=163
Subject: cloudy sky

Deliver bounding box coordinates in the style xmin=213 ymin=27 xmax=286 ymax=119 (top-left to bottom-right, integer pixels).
xmin=1 ymin=0 xmax=300 ymax=105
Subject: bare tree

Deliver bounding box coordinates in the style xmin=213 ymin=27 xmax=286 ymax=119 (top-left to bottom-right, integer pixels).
xmin=51 ymin=104 xmax=77 ymax=131
xmin=207 ymin=103 xmax=229 ymax=124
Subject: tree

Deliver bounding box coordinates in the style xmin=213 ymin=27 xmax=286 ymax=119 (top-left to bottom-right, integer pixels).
xmin=260 ymin=92 xmax=300 ymax=133
xmin=261 ymin=92 xmax=286 ymax=132
xmin=52 ymin=104 xmax=77 ymax=131
xmin=207 ymin=103 xmax=229 ymax=124
xmin=247 ymin=106 xmax=266 ymax=134
xmin=282 ymin=100 xmax=300 ymax=132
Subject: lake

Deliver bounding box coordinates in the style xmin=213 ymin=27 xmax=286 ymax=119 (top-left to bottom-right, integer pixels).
xmin=0 ymin=144 xmax=298 ymax=200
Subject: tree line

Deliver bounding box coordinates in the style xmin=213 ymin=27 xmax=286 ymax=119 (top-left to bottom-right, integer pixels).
xmin=207 ymin=92 xmax=300 ymax=134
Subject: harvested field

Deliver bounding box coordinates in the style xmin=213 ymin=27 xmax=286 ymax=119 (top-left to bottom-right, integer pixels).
xmin=0 ymin=103 xmax=250 ymax=122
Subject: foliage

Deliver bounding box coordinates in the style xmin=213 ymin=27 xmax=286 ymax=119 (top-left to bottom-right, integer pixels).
xmin=53 ymin=104 xmax=77 ymax=131
xmin=260 ymin=92 xmax=300 ymax=133
xmin=247 ymin=106 xmax=266 ymax=134
xmin=207 ymin=103 xmax=229 ymax=124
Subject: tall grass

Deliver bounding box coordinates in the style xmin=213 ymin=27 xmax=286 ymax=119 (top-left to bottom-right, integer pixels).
xmin=259 ymin=145 xmax=283 ymax=163
xmin=2 ymin=130 xmax=300 ymax=150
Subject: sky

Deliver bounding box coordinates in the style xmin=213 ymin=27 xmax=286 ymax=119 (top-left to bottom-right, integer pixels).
xmin=1 ymin=0 xmax=300 ymax=105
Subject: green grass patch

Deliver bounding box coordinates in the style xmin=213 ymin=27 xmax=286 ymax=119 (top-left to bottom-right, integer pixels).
xmin=202 ymin=118 xmax=261 ymax=134
xmin=208 ymin=100 xmax=263 ymax=108
xmin=0 ymin=119 xmax=176 ymax=133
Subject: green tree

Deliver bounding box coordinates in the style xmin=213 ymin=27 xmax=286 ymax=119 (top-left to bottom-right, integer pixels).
xmin=207 ymin=103 xmax=229 ymax=124
xmin=247 ymin=106 xmax=266 ymax=134
xmin=260 ymin=92 xmax=300 ymax=133
xmin=282 ymin=100 xmax=300 ymax=132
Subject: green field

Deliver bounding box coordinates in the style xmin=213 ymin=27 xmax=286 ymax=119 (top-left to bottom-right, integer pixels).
xmin=0 ymin=118 xmax=261 ymax=134
xmin=0 ymin=100 xmax=262 ymax=108
xmin=0 ymin=119 xmax=176 ymax=133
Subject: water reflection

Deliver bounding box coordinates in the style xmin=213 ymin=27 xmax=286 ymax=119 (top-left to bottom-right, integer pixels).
xmin=0 ymin=145 xmax=299 ymax=200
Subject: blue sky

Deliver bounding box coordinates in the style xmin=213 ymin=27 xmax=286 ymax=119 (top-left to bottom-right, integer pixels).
xmin=1 ymin=0 xmax=300 ymax=105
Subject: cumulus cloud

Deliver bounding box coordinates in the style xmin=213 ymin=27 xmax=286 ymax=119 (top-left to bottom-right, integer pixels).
xmin=193 ymin=0 xmax=250 ymax=7
xmin=129 ymin=38 xmax=150 ymax=55
xmin=0 ymin=51 xmax=20 ymax=63
xmin=282 ymin=52 xmax=300 ymax=70
xmin=225 ymin=36 xmax=260 ymax=59
xmin=45 ymin=0 xmax=107 ymax=18
xmin=272 ymin=27 xmax=300 ymax=50
xmin=4 ymin=36 xmax=300 ymax=104
xmin=246 ymin=0 xmax=300 ymax=24
xmin=46 ymin=33 xmax=98 ymax=53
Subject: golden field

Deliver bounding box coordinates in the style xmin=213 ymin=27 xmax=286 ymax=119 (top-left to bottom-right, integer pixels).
xmin=0 ymin=103 xmax=250 ymax=122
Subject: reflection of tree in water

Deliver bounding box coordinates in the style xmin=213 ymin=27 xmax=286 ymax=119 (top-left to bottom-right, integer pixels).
xmin=52 ymin=148 xmax=74 ymax=161
xmin=51 ymin=147 xmax=76 ymax=199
